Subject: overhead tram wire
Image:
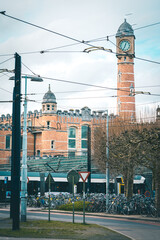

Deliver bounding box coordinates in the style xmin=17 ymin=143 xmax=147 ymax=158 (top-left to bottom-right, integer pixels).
xmin=22 ymin=72 xmax=130 ymax=94
xmin=22 ymin=62 xmax=38 ymax=76
xmin=88 ymin=21 xmax=160 ymax=41
xmin=0 ymin=87 xmax=13 ymax=94
xmin=27 ymin=88 xmax=115 ymax=96
xmin=0 ymin=15 xmax=159 ymax=59
xmin=27 ymin=89 xmax=160 ymax=104
xmin=0 ymin=11 xmax=113 ymax=55
xmin=134 ymin=21 xmax=160 ymax=31
xmin=21 ymin=61 xmax=159 ymax=95
xmin=0 ymin=41 xmax=104 ymax=57
xmin=134 ymin=56 xmax=160 ymax=65
xmin=40 ymin=42 xmax=82 ymax=53
xmin=0 ymin=56 xmax=14 ymax=65
xmin=0 ymin=100 xmax=13 ymax=103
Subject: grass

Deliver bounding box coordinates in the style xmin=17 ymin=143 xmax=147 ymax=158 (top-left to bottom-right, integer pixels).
xmin=0 ymin=219 xmax=131 ymax=239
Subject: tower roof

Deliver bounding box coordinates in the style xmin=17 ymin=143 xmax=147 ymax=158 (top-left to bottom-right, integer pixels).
xmin=42 ymin=84 xmax=57 ymax=104
xmin=116 ymin=19 xmax=134 ymax=37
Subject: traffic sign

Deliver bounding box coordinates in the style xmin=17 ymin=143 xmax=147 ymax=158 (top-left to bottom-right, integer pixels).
xmin=144 ymin=190 xmax=150 ymax=198
xmin=78 ymin=171 xmax=90 ymax=183
xmin=67 ymin=170 xmax=79 ymax=184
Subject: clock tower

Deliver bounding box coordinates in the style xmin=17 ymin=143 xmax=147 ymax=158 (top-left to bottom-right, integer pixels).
xmin=116 ymin=19 xmax=135 ymax=121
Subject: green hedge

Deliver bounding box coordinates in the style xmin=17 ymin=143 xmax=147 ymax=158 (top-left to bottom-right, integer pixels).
xmin=57 ymin=201 xmax=90 ymax=211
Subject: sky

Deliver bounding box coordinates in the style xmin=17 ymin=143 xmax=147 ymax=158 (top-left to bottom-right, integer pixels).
xmin=0 ymin=0 xmax=160 ymax=121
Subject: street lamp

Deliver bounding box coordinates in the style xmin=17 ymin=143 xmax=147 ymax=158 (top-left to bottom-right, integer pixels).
xmin=99 ymin=110 xmax=109 ymax=212
xmin=9 ymin=75 xmax=43 ymax=222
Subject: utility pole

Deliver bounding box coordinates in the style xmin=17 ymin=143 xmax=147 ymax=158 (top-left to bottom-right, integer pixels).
xmin=87 ymin=125 xmax=91 ymax=193
xmin=11 ymin=53 xmax=21 ymax=230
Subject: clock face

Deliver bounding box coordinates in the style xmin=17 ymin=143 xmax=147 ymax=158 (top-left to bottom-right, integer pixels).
xmin=119 ymin=40 xmax=131 ymax=51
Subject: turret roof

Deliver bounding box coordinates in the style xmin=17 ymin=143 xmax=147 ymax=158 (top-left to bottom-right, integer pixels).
xmin=42 ymin=84 xmax=57 ymax=104
xmin=116 ymin=19 xmax=134 ymax=37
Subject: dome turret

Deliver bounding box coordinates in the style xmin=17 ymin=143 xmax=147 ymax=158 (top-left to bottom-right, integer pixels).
xmin=116 ymin=19 xmax=134 ymax=37
xmin=42 ymin=85 xmax=57 ymax=114
xmin=42 ymin=84 xmax=57 ymax=104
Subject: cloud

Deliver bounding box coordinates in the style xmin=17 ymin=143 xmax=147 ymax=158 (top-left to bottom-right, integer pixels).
xmin=0 ymin=0 xmax=160 ymax=119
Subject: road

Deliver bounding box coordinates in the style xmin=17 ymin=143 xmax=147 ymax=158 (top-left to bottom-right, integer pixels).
xmin=0 ymin=208 xmax=160 ymax=240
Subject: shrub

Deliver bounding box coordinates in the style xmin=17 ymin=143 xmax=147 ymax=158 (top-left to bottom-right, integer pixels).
xmin=57 ymin=201 xmax=90 ymax=211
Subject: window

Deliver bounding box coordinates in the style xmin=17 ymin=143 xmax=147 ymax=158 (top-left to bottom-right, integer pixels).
xmin=68 ymin=127 xmax=76 ymax=149
xmin=37 ymin=150 xmax=40 ymax=156
xmin=47 ymin=105 xmax=50 ymax=110
xmin=6 ymin=135 xmax=11 ymax=149
xmin=52 ymin=105 xmax=54 ymax=111
xmin=118 ymin=70 xmax=121 ymax=83
xmin=28 ymin=120 xmax=32 ymax=127
xmin=118 ymin=99 xmax=121 ymax=113
xmin=43 ymin=105 xmax=45 ymax=111
xmin=68 ymin=152 xmax=75 ymax=158
xmin=51 ymin=140 xmax=54 ymax=150
xmin=47 ymin=121 xmax=50 ymax=129
xmin=81 ymin=125 xmax=88 ymax=149
xmin=81 ymin=151 xmax=87 ymax=156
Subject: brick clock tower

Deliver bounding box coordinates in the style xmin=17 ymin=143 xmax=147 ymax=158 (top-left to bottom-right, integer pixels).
xmin=116 ymin=19 xmax=136 ymax=121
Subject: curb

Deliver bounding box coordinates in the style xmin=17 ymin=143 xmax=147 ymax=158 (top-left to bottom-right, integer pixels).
xmin=28 ymin=208 xmax=160 ymax=223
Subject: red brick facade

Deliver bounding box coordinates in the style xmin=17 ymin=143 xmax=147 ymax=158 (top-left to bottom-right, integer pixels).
xmin=0 ymin=94 xmax=107 ymax=165
xmin=116 ymin=20 xmax=136 ymax=121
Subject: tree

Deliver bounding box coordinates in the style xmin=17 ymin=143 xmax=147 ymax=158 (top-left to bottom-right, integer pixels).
xmin=93 ymin=119 xmax=160 ymax=215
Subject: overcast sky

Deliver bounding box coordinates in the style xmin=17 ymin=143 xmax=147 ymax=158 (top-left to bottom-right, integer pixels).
xmin=0 ymin=0 xmax=160 ymax=121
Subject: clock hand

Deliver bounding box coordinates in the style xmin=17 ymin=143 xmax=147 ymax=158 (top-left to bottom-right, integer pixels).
xmin=123 ymin=42 xmax=126 ymax=50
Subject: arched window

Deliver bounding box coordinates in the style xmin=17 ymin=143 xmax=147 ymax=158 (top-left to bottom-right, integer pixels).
xmin=51 ymin=140 xmax=54 ymax=150
xmin=47 ymin=121 xmax=50 ymax=129
xmin=68 ymin=127 xmax=76 ymax=149
xmin=47 ymin=104 xmax=50 ymax=110
xmin=81 ymin=125 xmax=88 ymax=149
xmin=118 ymin=70 xmax=121 ymax=82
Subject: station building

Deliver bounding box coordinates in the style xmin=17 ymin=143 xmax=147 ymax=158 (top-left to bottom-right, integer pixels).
xmin=0 ymin=20 xmax=149 ymax=198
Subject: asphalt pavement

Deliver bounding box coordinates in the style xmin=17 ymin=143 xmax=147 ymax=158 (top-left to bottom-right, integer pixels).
xmin=0 ymin=204 xmax=160 ymax=240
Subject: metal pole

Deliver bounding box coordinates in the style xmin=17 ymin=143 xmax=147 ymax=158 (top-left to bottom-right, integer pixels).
xmin=87 ymin=126 xmax=91 ymax=193
xmin=83 ymin=182 xmax=85 ymax=224
xmin=48 ymin=175 xmax=51 ymax=221
xmin=106 ymin=110 xmax=109 ymax=213
xmin=12 ymin=53 xmax=21 ymax=230
xmin=72 ymin=176 xmax=75 ymax=223
xmin=10 ymin=87 xmax=15 ymax=219
xmin=21 ymin=76 xmax=28 ymax=222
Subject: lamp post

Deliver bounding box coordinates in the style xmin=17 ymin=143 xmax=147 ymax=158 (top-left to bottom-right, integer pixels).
xmin=9 ymin=75 xmax=43 ymax=222
xmin=99 ymin=110 xmax=109 ymax=212
xmin=21 ymin=75 xmax=43 ymax=222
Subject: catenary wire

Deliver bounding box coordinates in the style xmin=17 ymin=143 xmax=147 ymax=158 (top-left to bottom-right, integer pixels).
xmin=0 ymin=56 xmax=14 ymax=65
xmin=0 ymin=13 xmax=159 ymax=66
xmin=0 ymin=11 xmax=113 ymax=54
